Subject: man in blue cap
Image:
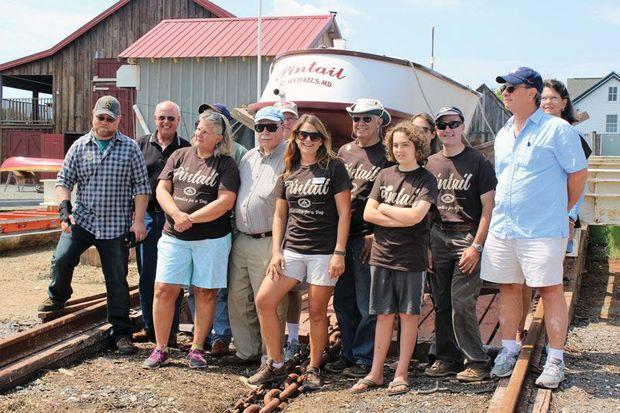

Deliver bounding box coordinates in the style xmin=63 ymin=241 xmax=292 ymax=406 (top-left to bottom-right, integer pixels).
xmin=480 ymin=67 xmax=588 ymax=388
xmin=227 ymin=106 xmax=288 ymax=364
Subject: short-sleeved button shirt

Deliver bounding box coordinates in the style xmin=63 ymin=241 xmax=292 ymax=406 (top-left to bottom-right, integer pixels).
xmin=56 ymin=131 xmax=150 ymax=239
xmin=159 ymin=147 xmax=240 ymax=241
xmin=368 ymin=165 xmax=438 ymax=272
xmin=275 ymin=159 xmax=352 ymax=255
xmin=490 ymin=109 xmax=588 ymax=239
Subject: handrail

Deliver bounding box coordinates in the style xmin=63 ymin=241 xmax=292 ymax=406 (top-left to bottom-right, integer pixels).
xmin=0 ymin=98 xmax=54 ymax=124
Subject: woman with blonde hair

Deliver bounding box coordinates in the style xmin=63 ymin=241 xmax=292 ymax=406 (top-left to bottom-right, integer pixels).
xmin=247 ymin=113 xmax=352 ymax=390
xmin=143 ymin=111 xmax=239 ymax=370
xmin=352 ymin=121 xmax=437 ymax=395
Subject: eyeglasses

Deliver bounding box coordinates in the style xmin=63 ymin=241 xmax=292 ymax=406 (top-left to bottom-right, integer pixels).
xmin=413 ymin=125 xmax=431 ymax=134
xmin=500 ymin=84 xmax=533 ymax=94
xmin=352 ymin=116 xmax=374 ymax=123
xmin=541 ymin=96 xmax=560 ymax=103
xmin=96 ymin=115 xmax=116 ymax=123
xmin=296 ymin=131 xmax=323 ymax=142
xmin=254 ymin=123 xmax=279 ymax=133
xmin=436 ymin=120 xmax=463 ymax=130
xmin=157 ymin=115 xmax=176 ymax=122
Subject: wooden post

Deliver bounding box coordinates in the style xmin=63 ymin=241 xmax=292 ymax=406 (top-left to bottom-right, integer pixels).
xmin=33 ymin=90 xmax=39 ymax=122
xmin=0 ymin=74 xmax=3 ymax=123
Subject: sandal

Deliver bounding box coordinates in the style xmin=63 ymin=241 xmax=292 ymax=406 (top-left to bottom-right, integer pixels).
xmin=387 ymin=379 xmax=410 ymax=396
xmin=351 ymin=377 xmax=383 ymax=394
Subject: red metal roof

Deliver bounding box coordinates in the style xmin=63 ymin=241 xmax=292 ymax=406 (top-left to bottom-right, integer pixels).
xmin=0 ymin=0 xmax=234 ymax=72
xmin=119 ymin=15 xmax=339 ymax=58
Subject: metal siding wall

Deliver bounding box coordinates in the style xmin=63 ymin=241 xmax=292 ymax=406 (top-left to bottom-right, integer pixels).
xmin=136 ymin=58 xmax=271 ymax=139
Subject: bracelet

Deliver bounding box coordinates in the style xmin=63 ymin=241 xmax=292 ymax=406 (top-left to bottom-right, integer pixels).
xmin=333 ymin=250 xmax=346 ymax=256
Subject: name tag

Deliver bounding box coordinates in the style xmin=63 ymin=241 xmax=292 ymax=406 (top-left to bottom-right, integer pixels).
xmin=312 ymin=177 xmax=326 ymax=185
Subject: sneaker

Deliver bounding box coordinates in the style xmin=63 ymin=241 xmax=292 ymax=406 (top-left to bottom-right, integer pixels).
xmin=209 ymin=339 xmax=230 ymax=357
xmin=456 ymin=366 xmax=491 ymax=382
xmin=284 ymin=339 xmax=301 ymax=362
xmin=343 ymin=364 xmax=371 ymax=378
xmin=424 ymin=360 xmax=462 ymax=377
xmin=535 ymin=358 xmax=565 ymax=389
xmin=142 ymin=348 xmax=169 ymax=369
xmin=303 ymin=366 xmax=323 ymax=391
xmin=37 ymin=298 xmax=66 ymax=312
xmin=490 ymin=347 xmax=519 ymax=378
xmin=247 ymin=359 xmax=287 ymax=385
xmin=115 ymin=336 xmax=137 ymax=355
xmin=187 ymin=349 xmax=208 ymax=369
xmin=324 ymin=356 xmax=353 ymax=373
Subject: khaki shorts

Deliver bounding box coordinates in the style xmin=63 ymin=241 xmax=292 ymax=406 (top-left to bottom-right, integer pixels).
xmin=283 ymin=249 xmax=337 ymax=287
xmin=480 ymin=233 xmax=567 ymax=287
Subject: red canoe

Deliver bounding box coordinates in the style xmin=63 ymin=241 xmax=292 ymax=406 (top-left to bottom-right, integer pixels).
xmin=0 ymin=156 xmax=63 ymax=173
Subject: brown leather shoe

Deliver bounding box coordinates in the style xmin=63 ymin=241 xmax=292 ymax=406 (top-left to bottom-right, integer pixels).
xmin=209 ymin=339 xmax=230 ymax=357
xmin=132 ymin=329 xmax=155 ymax=343
xmin=456 ymin=366 xmax=490 ymax=382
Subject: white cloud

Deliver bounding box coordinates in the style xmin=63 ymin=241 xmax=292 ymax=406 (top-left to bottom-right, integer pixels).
xmin=589 ymin=3 xmax=620 ymax=25
xmin=267 ymin=0 xmax=366 ymax=39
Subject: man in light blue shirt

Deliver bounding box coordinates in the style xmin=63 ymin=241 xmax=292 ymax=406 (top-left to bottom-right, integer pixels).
xmin=480 ymin=67 xmax=588 ymax=389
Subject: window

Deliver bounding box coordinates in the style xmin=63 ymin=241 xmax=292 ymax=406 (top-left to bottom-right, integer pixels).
xmin=606 ymin=114 xmax=618 ymax=133
xmin=609 ymin=86 xmax=618 ymax=101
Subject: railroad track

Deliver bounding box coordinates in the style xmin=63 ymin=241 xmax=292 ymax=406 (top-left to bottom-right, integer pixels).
xmin=0 ymin=287 xmax=141 ymax=393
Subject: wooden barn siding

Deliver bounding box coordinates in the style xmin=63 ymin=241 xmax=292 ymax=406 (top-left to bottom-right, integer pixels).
xmin=136 ymin=57 xmax=273 ymax=138
xmin=468 ymin=86 xmax=511 ymax=145
xmin=1 ymin=0 xmax=215 ymax=135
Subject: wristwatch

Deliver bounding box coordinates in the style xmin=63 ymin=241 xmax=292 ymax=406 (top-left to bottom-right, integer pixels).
xmin=472 ymin=242 xmax=483 ymax=253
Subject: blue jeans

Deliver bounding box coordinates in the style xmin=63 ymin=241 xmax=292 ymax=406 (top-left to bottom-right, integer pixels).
xmin=135 ymin=210 xmax=182 ymax=334
xmin=333 ymin=236 xmax=376 ymax=366
xmin=48 ymin=225 xmax=132 ymax=337
xmin=189 ymin=287 xmax=232 ymax=343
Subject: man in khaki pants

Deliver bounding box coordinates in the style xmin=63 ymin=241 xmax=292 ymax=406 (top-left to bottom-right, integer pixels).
xmin=227 ymin=107 xmax=288 ymax=363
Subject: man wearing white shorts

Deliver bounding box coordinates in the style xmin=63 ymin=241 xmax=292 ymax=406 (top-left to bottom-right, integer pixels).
xmin=481 ymin=67 xmax=588 ymax=389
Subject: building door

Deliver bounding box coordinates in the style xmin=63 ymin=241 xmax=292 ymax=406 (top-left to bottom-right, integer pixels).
xmin=92 ymin=58 xmax=136 ymax=138
xmin=40 ymin=133 xmax=64 ymax=178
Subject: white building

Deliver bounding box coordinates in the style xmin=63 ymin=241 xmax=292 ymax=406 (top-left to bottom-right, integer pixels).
xmin=569 ymin=72 xmax=620 ymax=155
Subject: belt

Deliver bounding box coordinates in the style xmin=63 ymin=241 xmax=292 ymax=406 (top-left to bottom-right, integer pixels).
xmin=244 ymin=231 xmax=272 ymax=239
xmin=438 ymin=222 xmax=477 ymax=232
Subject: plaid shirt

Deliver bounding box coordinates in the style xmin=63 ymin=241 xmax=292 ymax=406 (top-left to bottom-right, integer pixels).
xmin=57 ymin=130 xmax=150 ymax=239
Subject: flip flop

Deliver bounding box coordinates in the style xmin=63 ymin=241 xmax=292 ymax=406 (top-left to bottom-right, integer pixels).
xmin=387 ymin=379 xmax=410 ymax=396
xmin=351 ymin=378 xmax=383 ymax=394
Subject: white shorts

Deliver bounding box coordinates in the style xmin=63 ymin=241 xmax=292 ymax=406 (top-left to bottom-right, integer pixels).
xmin=480 ymin=233 xmax=567 ymax=288
xmin=283 ymin=249 xmax=336 ymax=287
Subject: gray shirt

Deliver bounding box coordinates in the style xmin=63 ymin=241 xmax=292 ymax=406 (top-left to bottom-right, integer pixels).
xmin=235 ymin=140 xmax=286 ymax=234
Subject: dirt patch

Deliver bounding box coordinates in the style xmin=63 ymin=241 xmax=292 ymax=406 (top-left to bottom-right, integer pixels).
xmin=0 ymin=245 xmax=139 ymax=339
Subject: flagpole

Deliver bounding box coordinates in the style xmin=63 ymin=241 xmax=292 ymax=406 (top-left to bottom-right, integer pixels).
xmin=257 ymin=0 xmax=262 ymax=101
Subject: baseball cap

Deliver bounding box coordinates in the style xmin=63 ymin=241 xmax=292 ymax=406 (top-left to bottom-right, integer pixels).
xmin=255 ymin=106 xmax=284 ymax=123
xmin=274 ymin=101 xmax=299 ymax=117
xmin=496 ymin=67 xmax=543 ymax=93
xmin=94 ymin=95 xmax=121 ymax=119
xmin=198 ymin=103 xmax=233 ymax=121
xmin=434 ymin=106 xmax=465 ymax=122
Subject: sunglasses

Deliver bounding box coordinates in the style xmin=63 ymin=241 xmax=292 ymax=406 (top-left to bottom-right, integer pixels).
xmin=96 ymin=115 xmax=116 ymax=123
xmin=414 ymin=125 xmax=431 ymax=134
xmin=296 ymin=131 xmax=323 ymax=142
xmin=254 ymin=123 xmax=279 ymax=133
xmin=436 ymin=120 xmax=463 ymax=130
xmin=500 ymin=84 xmax=533 ymax=94
xmin=157 ymin=115 xmax=176 ymax=122
xmin=352 ymin=116 xmax=374 ymax=123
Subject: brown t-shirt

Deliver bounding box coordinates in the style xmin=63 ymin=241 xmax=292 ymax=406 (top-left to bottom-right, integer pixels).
xmin=275 ymin=159 xmax=352 ymax=254
xmin=159 ymin=147 xmax=240 ymax=241
xmin=337 ymin=140 xmax=390 ymax=237
xmin=425 ymin=146 xmax=496 ymax=224
xmin=368 ymin=165 xmax=438 ymax=272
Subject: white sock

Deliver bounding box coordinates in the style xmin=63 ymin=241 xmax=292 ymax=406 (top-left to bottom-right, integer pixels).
xmin=287 ymin=323 xmax=299 ymax=343
xmin=547 ymin=347 xmax=564 ymax=362
xmin=502 ymin=339 xmax=519 ymax=354
xmin=272 ymin=360 xmax=284 ymax=369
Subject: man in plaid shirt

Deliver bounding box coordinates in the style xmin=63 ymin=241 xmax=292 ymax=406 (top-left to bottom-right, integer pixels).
xmin=38 ymin=96 xmax=150 ymax=355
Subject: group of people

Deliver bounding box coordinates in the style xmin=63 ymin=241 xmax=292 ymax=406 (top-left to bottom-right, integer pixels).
xmin=38 ymin=65 xmax=588 ymax=394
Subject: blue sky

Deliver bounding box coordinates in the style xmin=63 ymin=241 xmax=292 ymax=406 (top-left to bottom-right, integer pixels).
xmin=1 ymin=0 xmax=618 ymax=97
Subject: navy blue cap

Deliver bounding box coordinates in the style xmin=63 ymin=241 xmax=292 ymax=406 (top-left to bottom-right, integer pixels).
xmin=434 ymin=106 xmax=464 ymax=122
xmin=198 ymin=103 xmax=233 ymax=121
xmin=496 ymin=67 xmax=543 ymax=93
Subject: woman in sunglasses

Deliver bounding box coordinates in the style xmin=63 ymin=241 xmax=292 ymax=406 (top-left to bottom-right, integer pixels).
xmin=248 ymin=114 xmax=352 ymax=390
xmin=352 ymin=121 xmax=437 ymax=395
xmin=143 ymin=111 xmax=240 ymax=370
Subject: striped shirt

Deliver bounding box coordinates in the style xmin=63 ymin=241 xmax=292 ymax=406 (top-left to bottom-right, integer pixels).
xmin=235 ymin=140 xmax=286 ymax=234
xmin=57 ymin=130 xmax=150 ymax=239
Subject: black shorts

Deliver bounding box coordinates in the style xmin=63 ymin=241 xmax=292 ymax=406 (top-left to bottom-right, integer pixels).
xmin=369 ymin=266 xmax=425 ymax=315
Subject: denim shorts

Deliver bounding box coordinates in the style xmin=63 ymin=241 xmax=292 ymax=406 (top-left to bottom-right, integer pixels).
xmin=156 ymin=233 xmax=231 ymax=289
